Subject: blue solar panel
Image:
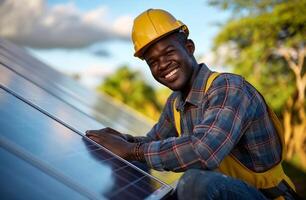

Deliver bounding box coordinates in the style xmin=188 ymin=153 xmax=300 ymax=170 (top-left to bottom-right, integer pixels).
xmin=0 ymin=144 xmax=92 ymax=200
xmin=0 ymin=38 xmax=173 ymax=199
xmin=0 ymin=38 xmax=153 ymax=135
xmin=0 ymin=64 xmax=102 ymax=134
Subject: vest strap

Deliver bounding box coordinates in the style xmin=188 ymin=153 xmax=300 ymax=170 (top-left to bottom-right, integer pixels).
xmin=173 ymin=72 xmax=220 ymax=137
xmin=260 ymin=180 xmax=302 ymax=200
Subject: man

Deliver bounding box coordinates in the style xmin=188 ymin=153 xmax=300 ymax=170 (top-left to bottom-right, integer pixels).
xmin=86 ymin=9 xmax=298 ymax=200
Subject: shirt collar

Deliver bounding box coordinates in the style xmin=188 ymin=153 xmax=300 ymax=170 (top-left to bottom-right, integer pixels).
xmin=175 ymin=63 xmax=212 ymax=110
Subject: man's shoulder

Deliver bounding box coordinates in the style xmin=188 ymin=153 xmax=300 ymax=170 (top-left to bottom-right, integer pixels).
xmin=211 ymin=73 xmax=260 ymax=101
xmin=212 ymin=73 xmax=245 ymax=88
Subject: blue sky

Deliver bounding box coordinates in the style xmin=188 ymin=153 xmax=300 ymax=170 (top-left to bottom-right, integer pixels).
xmin=1 ymin=0 xmax=230 ymax=88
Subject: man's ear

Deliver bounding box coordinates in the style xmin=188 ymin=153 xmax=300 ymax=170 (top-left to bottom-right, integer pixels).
xmin=185 ymin=39 xmax=195 ymax=55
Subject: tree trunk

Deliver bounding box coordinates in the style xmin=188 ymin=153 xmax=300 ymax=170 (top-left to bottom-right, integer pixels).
xmin=283 ymin=98 xmax=294 ymax=160
xmin=279 ymin=46 xmax=306 ymax=169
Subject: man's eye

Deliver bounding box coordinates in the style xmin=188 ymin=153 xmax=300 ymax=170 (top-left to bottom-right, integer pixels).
xmin=149 ymin=61 xmax=157 ymax=67
xmin=167 ymin=50 xmax=174 ymax=56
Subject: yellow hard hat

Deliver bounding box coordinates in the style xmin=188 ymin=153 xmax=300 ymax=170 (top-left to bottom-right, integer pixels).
xmin=132 ymin=9 xmax=189 ymax=59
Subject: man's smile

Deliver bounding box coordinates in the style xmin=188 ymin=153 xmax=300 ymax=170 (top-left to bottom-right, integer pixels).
xmin=162 ymin=67 xmax=179 ymax=82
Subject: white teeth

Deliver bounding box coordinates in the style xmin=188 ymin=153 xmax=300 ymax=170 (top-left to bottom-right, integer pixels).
xmin=165 ymin=68 xmax=178 ymax=79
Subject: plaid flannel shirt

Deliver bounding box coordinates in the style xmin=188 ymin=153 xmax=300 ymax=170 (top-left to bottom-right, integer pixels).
xmin=142 ymin=64 xmax=281 ymax=172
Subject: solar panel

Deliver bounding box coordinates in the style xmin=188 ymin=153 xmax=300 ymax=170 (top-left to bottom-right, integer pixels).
xmin=0 ymin=64 xmax=102 ymax=134
xmin=0 ymin=38 xmax=173 ymax=199
xmin=0 ymin=146 xmax=88 ymax=200
xmin=0 ymin=38 xmax=153 ymax=135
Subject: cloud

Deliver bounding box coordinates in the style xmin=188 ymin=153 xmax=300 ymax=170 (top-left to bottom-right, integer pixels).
xmin=0 ymin=0 xmax=133 ymax=49
xmin=92 ymin=49 xmax=111 ymax=58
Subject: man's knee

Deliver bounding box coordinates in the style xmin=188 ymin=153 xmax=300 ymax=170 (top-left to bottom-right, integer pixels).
xmin=177 ymin=169 xmax=212 ymax=199
xmin=178 ymin=169 xmax=201 ymax=185
xmin=176 ymin=170 xmax=266 ymax=200
xmin=179 ymin=169 xmax=218 ymax=187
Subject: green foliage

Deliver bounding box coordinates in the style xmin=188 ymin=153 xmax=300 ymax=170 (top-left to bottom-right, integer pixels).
xmin=209 ymin=0 xmax=291 ymax=17
xmin=96 ymin=66 xmax=163 ymax=120
xmin=212 ymin=0 xmax=306 ymax=113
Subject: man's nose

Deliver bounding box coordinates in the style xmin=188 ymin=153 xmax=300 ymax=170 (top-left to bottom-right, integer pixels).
xmin=158 ymin=56 xmax=170 ymax=70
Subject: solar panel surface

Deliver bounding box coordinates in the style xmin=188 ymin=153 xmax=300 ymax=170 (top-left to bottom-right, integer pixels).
xmin=0 ymin=38 xmax=173 ymax=200
xmin=0 ymin=38 xmax=153 ymax=135
xmin=0 ymin=145 xmax=88 ymax=200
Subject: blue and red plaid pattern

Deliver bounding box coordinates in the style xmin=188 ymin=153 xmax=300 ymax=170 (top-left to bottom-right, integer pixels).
xmin=143 ymin=64 xmax=282 ymax=172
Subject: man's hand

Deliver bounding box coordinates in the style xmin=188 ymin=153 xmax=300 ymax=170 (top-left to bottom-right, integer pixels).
xmin=87 ymin=127 xmax=135 ymax=142
xmin=85 ymin=128 xmax=135 ymax=159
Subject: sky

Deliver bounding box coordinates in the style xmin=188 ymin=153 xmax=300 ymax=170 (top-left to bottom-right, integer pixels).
xmin=0 ymin=0 xmax=230 ymax=88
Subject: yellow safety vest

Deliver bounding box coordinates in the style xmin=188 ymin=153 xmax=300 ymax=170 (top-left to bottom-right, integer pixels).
xmin=173 ymin=72 xmax=295 ymax=199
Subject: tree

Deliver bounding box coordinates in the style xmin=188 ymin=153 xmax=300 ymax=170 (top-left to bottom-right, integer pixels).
xmin=96 ymin=66 xmax=162 ymax=120
xmin=210 ymin=0 xmax=306 ymax=168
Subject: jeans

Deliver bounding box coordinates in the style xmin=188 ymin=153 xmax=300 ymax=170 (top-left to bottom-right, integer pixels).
xmin=176 ymin=169 xmax=267 ymax=200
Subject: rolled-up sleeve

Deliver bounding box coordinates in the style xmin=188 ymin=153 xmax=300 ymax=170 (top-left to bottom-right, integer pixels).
xmin=143 ymin=77 xmax=253 ymax=171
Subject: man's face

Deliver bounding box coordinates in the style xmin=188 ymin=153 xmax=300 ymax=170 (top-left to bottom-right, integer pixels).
xmin=143 ymin=35 xmax=195 ymax=91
